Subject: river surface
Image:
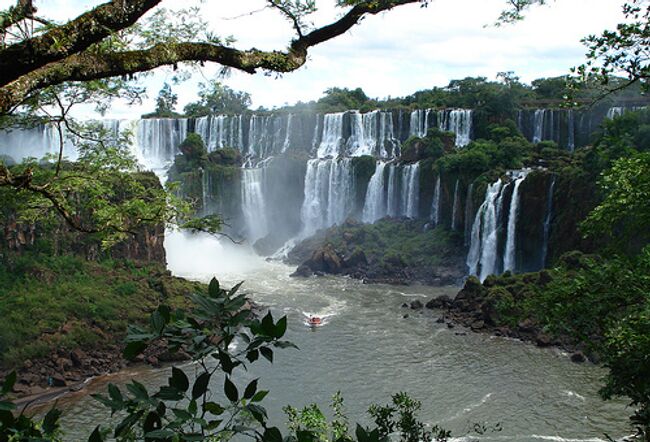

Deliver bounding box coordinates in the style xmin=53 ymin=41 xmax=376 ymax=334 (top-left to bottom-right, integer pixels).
xmin=56 ymin=231 xmax=630 ymax=441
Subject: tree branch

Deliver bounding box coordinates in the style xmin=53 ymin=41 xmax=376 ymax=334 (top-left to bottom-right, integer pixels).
xmin=0 ymin=0 xmax=162 ymax=87
xmin=0 ymin=0 xmax=422 ymax=115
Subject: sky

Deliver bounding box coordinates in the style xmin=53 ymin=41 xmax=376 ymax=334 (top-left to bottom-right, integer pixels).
xmin=1 ymin=0 xmax=628 ymax=117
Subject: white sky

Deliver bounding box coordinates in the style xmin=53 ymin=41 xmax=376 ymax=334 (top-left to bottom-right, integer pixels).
xmin=1 ymin=0 xmax=628 ymax=117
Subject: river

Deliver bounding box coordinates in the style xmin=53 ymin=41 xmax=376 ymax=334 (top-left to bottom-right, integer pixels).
xmin=55 ymin=231 xmax=630 ymax=441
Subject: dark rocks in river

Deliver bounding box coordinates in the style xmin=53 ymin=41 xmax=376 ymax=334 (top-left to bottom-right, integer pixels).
xmin=410 ymin=300 xmax=423 ymax=310
xmin=426 ymin=295 xmax=453 ymax=309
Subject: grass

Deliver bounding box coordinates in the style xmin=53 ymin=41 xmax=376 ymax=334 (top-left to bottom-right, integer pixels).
xmin=0 ymin=252 xmax=205 ymax=368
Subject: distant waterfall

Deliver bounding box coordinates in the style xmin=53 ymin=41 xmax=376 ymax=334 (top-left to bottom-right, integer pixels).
xmin=438 ymin=109 xmax=473 ymax=147
xmin=317 ymin=113 xmax=345 ymax=158
xmin=467 ymin=171 xmax=530 ymax=281
xmin=362 ymin=162 xmax=388 ymax=223
xmin=402 ymin=163 xmax=420 ymax=218
xmin=194 ymin=115 xmax=244 ymax=152
xmin=201 ymin=168 xmax=210 ymax=216
xmin=541 ymin=176 xmax=556 ymax=267
xmin=409 ymin=109 xmax=431 ymax=137
xmin=532 ymin=110 xmax=544 ymax=144
xmin=241 ymin=168 xmax=269 ymax=242
xmin=503 ymin=170 xmax=529 ymax=272
xmin=300 ymin=158 xmax=353 ymax=235
xmin=451 ymin=179 xmax=460 ymax=230
xmin=386 ymin=165 xmax=399 ymax=217
xmin=136 ymin=118 xmax=188 ymax=166
xmin=567 ymin=110 xmax=575 ymax=152
xmin=430 ymin=176 xmax=441 ymax=225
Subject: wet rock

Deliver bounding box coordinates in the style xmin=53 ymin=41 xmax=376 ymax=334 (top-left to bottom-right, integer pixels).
xmin=403 ymin=314 xmax=409 ymax=319
xmin=570 ymin=351 xmax=586 ymax=363
xmin=535 ymin=333 xmax=552 ymax=347
xmin=435 ymin=317 xmax=445 ymax=324
xmin=70 ymin=349 xmax=86 ymax=367
xmin=517 ymin=318 xmax=536 ymax=333
xmin=455 ymin=331 xmax=467 ymax=336
xmin=470 ymin=320 xmax=485 ymax=331
xmin=447 ymin=322 xmax=455 ymax=329
xmin=410 ymin=300 xmax=423 ymax=310
xmin=290 ymin=264 xmax=313 ymax=278
xmin=56 ymin=358 xmax=72 ymax=372
xmin=343 ymin=249 xmax=367 ymax=268
xmin=401 ymin=303 xmax=409 ymax=308
xmin=49 ymin=375 xmax=66 ymax=387
xmin=426 ymin=295 xmax=452 ymax=310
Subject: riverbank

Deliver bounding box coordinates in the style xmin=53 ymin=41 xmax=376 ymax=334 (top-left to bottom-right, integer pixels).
xmin=0 ymin=252 xmax=207 ymax=399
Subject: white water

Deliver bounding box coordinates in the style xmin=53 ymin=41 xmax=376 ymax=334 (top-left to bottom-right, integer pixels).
xmin=503 ymin=170 xmax=530 ymax=272
xmin=386 ymin=164 xmax=399 ymax=217
xmin=241 ymin=167 xmax=269 ymax=243
xmin=300 ymin=158 xmax=353 ymax=235
xmin=431 ymin=175 xmax=442 ymax=225
xmin=541 ymin=176 xmax=556 ymax=267
xmin=402 ymin=163 xmax=420 ymax=218
xmin=438 ymin=109 xmax=473 ymax=147
xmin=464 ymin=183 xmax=474 ymax=246
xmin=451 ymin=179 xmax=460 ymax=230
xmin=317 ymin=113 xmax=345 ymax=158
xmin=362 ymin=161 xmax=388 ymax=223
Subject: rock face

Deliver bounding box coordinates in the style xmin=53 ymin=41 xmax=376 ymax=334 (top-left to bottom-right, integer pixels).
xmin=0 ymin=172 xmax=166 ymax=264
xmin=289 ymin=218 xmax=466 ymax=286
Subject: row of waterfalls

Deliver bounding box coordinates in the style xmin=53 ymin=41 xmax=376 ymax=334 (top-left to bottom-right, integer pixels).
xmin=0 ymin=103 xmax=632 ymax=280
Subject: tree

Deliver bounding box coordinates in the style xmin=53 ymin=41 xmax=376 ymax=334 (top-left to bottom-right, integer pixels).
xmin=152 ymin=82 xmax=179 ymax=117
xmin=183 ymin=81 xmax=252 ymax=117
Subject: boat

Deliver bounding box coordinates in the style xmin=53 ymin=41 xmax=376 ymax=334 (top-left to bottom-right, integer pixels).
xmin=307 ymin=316 xmax=322 ymax=326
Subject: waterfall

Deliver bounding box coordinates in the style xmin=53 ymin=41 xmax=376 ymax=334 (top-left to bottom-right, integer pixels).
xmin=194 ymin=115 xmax=244 ymax=152
xmin=317 ymin=113 xmax=345 ymax=158
xmin=241 ymin=168 xmax=269 ymax=242
xmin=136 ymin=118 xmax=188 ymax=167
xmin=532 ymin=110 xmax=544 ymax=143
xmin=503 ymin=170 xmax=529 ymax=272
xmin=541 ymin=176 xmax=556 ymax=267
xmin=438 ymin=109 xmax=473 ymax=147
xmin=607 ymin=107 xmax=625 ymax=120
xmin=402 ymin=163 xmax=420 ymax=218
xmin=362 ymin=161 xmax=387 ymax=223
xmin=346 ymin=111 xmax=399 ymax=158
xmin=467 ymin=170 xmax=530 ymax=281
xmin=430 ymin=175 xmax=441 ymax=225
xmin=386 ymin=164 xmax=399 ymax=217
xmin=467 ymin=178 xmax=507 ymax=281
xmin=409 ymin=109 xmax=431 ymax=137
xmin=282 ymin=114 xmax=293 ymax=153
xmin=300 ymin=158 xmax=353 ymax=235
xmin=464 ymin=183 xmax=474 ymax=246
xmin=451 ymin=179 xmax=460 ymax=230
xmin=201 ymin=168 xmax=210 ymax=216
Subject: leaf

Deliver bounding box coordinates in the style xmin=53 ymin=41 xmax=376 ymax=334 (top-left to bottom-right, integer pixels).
xmin=274 ymin=340 xmax=299 ymax=349
xmin=88 ymin=426 xmax=104 ymax=442
xmin=1 ymin=371 xmax=16 ymax=395
xmin=274 ymin=316 xmax=287 ymax=338
xmin=356 ymin=424 xmax=369 ymax=442
xmin=172 ymin=408 xmax=192 ymax=421
xmin=42 ymin=407 xmax=62 ymax=434
xmin=247 ymin=403 xmax=267 ymax=424
xmin=188 ymin=399 xmax=198 ymax=416
xmin=251 ymin=390 xmax=268 ymax=402
xmin=151 ymin=310 xmax=166 ymax=335
xmin=229 ymin=281 xmax=244 ymax=297
xmin=261 ymin=311 xmax=275 ymax=336
xmin=123 ymin=341 xmax=146 ymax=360
xmin=243 ymin=378 xmax=258 ymax=400
xmin=170 ymin=367 xmax=189 ymax=392
xmin=260 ymin=346 xmax=273 ymax=363
xmin=217 ymin=351 xmax=236 ymax=375
xmin=108 ymin=384 xmax=123 ymax=404
xmin=204 ymin=401 xmax=225 ymax=416
xmin=224 ymin=377 xmax=238 ymax=402
xmin=158 ymin=305 xmax=171 ymax=323
xmin=246 ymin=349 xmax=259 ymax=363
xmin=115 ymin=410 xmax=144 ymax=437
xmin=145 ymin=429 xmax=175 ymax=439
xmin=209 ymin=277 xmax=220 ymax=298
xmin=263 ymin=426 xmax=283 ymax=442
xmin=191 ymin=372 xmax=211 ymax=400
xmin=126 ymin=380 xmax=149 ymax=401
xmin=155 ymin=386 xmax=184 ymax=401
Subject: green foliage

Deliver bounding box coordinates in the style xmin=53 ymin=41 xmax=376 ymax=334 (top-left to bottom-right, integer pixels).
xmin=582 ymin=152 xmax=650 ymax=253
xmin=142 ymin=83 xmax=181 ymax=118
xmin=179 ymin=133 xmax=208 ymax=164
xmin=183 ymin=81 xmax=252 ymax=117
xmin=315 ymin=87 xmax=371 ymax=113
xmin=208 ymin=147 xmax=242 ymax=166
xmin=0 ymin=252 xmax=201 ymax=367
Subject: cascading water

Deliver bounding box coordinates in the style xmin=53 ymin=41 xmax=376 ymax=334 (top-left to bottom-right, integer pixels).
xmin=438 ymin=109 xmax=473 ymax=147
xmin=195 ymin=115 xmax=244 ymax=152
xmin=402 ymin=163 xmax=420 ymax=218
xmin=362 ymin=162 xmax=387 ymax=223
xmin=317 ymin=113 xmax=345 ymax=158
xmin=282 ymin=114 xmax=294 ymax=153
xmin=386 ymin=165 xmax=399 ymax=217
xmin=541 ymin=176 xmax=556 ymax=267
xmin=430 ymin=175 xmax=441 ymax=225
xmin=451 ymin=179 xmax=460 ymax=230
xmin=532 ymin=110 xmax=544 ymax=144
xmin=300 ymin=158 xmax=353 ymax=235
xmin=503 ymin=170 xmax=530 ymax=272
xmin=241 ymin=168 xmax=269 ymax=243
xmin=409 ymin=109 xmax=431 ymax=137
xmin=467 ymin=171 xmax=531 ymax=281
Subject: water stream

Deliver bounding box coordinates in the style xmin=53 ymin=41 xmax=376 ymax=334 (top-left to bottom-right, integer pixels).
xmin=53 ymin=231 xmax=629 ymax=441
